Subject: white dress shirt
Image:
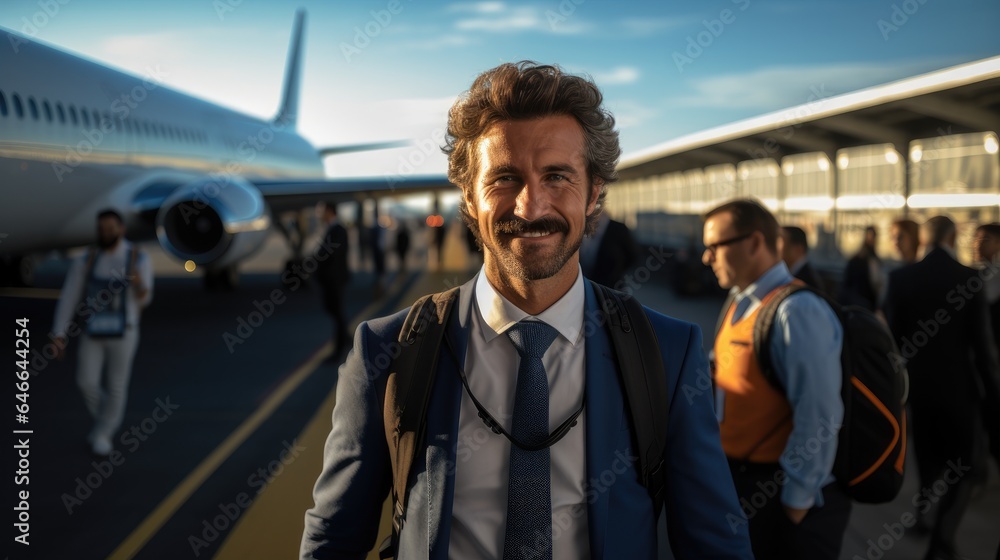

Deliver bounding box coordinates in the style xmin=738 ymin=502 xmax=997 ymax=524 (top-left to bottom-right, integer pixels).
xmin=53 ymin=241 xmax=154 ymax=338
xmin=449 ymin=268 xmax=589 ymax=560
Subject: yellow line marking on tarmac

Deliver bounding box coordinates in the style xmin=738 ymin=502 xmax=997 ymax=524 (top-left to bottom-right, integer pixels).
xmin=108 ymin=343 xmax=330 ymax=560
xmin=0 ymin=287 xmax=61 ymax=299
xmin=106 ymin=275 xmax=420 ymax=560
xmin=212 ymin=269 xmax=471 ymax=560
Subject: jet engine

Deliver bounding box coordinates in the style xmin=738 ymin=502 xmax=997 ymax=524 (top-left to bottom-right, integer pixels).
xmin=155 ymin=176 xmax=270 ymax=268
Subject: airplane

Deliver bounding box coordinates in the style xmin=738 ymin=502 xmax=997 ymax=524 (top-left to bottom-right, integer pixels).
xmin=0 ymin=10 xmax=453 ymax=289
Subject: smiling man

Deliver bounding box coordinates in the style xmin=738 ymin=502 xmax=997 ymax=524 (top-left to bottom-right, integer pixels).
xmin=302 ymin=62 xmax=751 ymax=560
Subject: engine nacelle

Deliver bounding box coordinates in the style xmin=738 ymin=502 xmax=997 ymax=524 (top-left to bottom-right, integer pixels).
xmin=155 ymin=176 xmax=270 ymax=268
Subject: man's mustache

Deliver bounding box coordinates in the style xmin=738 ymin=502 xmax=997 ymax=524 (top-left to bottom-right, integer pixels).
xmin=494 ymin=216 xmax=569 ymax=235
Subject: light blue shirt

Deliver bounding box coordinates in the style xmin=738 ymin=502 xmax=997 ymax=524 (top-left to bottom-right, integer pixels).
xmin=726 ymin=261 xmax=844 ymax=509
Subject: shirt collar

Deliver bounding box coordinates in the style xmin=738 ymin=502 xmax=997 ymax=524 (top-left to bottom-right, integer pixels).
xmin=474 ymin=265 xmax=585 ymax=347
xmin=732 ymin=261 xmax=794 ymax=305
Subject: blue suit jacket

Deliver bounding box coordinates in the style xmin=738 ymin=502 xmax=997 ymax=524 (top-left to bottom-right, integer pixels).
xmin=302 ymin=277 xmax=753 ymax=559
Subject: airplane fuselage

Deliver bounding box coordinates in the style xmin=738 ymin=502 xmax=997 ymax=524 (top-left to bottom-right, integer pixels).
xmin=0 ymin=28 xmax=323 ymax=254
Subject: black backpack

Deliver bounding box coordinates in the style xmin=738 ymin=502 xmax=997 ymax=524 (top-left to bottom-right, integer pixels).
xmin=379 ymin=281 xmax=669 ymax=558
xmin=752 ymin=283 xmax=908 ymax=504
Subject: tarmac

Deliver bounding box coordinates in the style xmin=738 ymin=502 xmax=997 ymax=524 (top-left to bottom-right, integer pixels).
xmin=3 ymin=221 xmax=997 ymax=559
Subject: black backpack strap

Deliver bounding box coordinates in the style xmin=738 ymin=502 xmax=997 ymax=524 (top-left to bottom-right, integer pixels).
xmin=752 ymin=283 xmax=810 ymax=391
xmin=753 ymin=282 xmax=844 ymax=391
xmin=591 ymin=281 xmax=669 ymax=517
xmin=380 ymin=287 xmax=459 ymax=559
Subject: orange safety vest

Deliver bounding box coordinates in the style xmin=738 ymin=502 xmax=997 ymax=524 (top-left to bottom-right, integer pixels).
xmin=714 ymin=284 xmax=794 ymax=463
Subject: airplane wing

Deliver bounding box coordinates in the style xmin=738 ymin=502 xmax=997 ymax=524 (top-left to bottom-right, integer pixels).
xmin=250 ymin=175 xmax=456 ymax=213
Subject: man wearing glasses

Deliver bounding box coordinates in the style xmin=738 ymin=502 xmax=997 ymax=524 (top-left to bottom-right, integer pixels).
xmin=703 ymin=199 xmax=849 ymax=560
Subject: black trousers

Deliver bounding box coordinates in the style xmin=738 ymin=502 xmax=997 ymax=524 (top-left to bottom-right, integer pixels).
xmin=321 ymin=283 xmax=348 ymax=354
xmin=728 ymin=460 xmax=852 ymax=560
xmin=910 ymin=402 xmax=983 ymax=556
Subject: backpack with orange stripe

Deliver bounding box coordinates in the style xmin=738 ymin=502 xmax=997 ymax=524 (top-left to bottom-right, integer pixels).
xmin=753 ymin=283 xmax=908 ymax=504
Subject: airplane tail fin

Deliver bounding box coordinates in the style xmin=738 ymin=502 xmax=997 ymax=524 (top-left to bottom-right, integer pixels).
xmin=274 ymin=9 xmax=306 ymax=129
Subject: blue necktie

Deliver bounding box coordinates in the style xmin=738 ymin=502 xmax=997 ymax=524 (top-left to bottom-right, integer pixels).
xmin=503 ymin=321 xmax=559 ymax=560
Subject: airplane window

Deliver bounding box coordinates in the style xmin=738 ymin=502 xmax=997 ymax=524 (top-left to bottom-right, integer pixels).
xmin=0 ymin=91 xmax=7 ymax=117
xmin=56 ymin=102 xmax=66 ymax=124
xmin=42 ymin=100 xmax=53 ymax=122
xmin=80 ymin=108 xmax=90 ymax=127
xmin=12 ymin=94 xmax=23 ymax=118
xmin=92 ymin=110 xmax=101 ymax=129
xmin=68 ymin=105 xmax=78 ymax=125
xmin=28 ymin=97 xmax=39 ymax=120
xmin=103 ymin=112 xmax=114 ymax=132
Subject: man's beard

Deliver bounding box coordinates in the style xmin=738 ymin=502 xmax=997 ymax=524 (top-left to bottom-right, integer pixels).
xmin=98 ymin=233 xmax=121 ymax=249
xmin=485 ymin=215 xmax=582 ymax=282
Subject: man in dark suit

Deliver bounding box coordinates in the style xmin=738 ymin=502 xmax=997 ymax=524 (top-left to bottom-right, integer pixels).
xmin=882 ymin=216 xmax=1000 ymax=560
xmin=973 ymin=223 xmax=1000 ymax=472
xmin=840 ymin=225 xmax=883 ymax=310
xmin=580 ymin=212 xmax=638 ymax=288
xmin=315 ymin=202 xmax=351 ymax=359
xmin=780 ymin=225 xmax=826 ymax=294
xmin=301 ymin=61 xmax=752 ymax=559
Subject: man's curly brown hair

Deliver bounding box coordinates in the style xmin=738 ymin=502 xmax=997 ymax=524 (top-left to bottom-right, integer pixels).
xmin=442 ymin=61 xmax=621 ymax=246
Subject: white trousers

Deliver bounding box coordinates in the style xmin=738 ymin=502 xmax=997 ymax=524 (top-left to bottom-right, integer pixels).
xmin=76 ymin=327 xmax=140 ymax=442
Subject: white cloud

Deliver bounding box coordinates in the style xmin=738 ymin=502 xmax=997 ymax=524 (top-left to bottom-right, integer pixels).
xmin=671 ymin=59 xmax=963 ymax=110
xmin=607 ymin=99 xmax=658 ymax=129
xmin=447 ymin=1 xmax=507 ymax=14
xmin=449 ymin=3 xmax=593 ymax=35
xmin=593 ymin=66 xmax=640 ymax=85
xmin=617 ymin=17 xmax=693 ymax=36
xmin=399 ymin=35 xmax=476 ymax=50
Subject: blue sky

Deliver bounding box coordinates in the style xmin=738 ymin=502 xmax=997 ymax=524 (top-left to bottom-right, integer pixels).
xmin=3 ymin=0 xmax=999 ymax=177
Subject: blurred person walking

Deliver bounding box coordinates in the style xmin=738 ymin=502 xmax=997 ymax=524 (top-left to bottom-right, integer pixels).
xmin=840 ymin=225 xmax=883 ymax=310
xmin=395 ymin=222 xmax=411 ymax=272
xmin=891 ymin=218 xmax=920 ymax=265
xmin=973 ymin=223 xmax=1000 ymax=471
xmin=882 ymin=216 xmax=1000 ymax=560
xmin=316 ymin=202 xmax=352 ymax=360
xmin=579 ymin=212 xmax=638 ymax=288
xmin=780 ymin=225 xmax=826 ymax=294
xmin=52 ymin=209 xmax=153 ymax=456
